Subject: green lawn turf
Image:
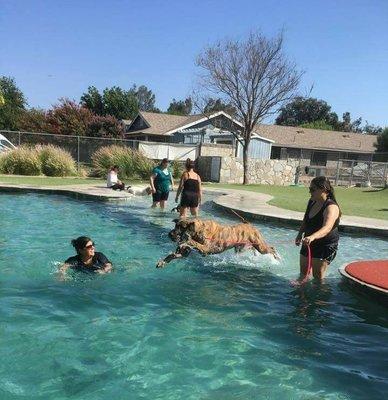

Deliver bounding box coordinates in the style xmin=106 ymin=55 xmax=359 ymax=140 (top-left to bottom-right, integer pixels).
xmin=0 ymin=175 xmax=105 ymax=186
xmin=0 ymin=175 xmax=146 ymax=186
xmin=207 ymin=183 xmax=388 ymax=220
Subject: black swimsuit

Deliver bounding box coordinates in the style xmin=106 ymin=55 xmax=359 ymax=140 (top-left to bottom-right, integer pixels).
xmin=300 ymin=199 xmax=340 ymax=263
xmin=180 ymin=177 xmax=200 ymax=208
xmin=65 ymin=252 xmax=110 ymax=273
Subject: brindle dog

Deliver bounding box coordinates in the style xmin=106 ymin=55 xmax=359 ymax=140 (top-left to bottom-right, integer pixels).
xmin=156 ymin=219 xmax=279 ymax=268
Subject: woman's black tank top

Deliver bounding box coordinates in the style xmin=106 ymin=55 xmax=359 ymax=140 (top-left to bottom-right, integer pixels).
xmin=183 ymin=178 xmax=200 ymax=193
xmin=304 ymin=199 xmax=340 ymax=245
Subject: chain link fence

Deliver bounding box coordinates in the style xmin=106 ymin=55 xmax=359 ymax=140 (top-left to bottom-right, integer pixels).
xmin=333 ymin=159 xmax=388 ymax=187
xmin=2 ymin=130 xmax=388 ymax=186
xmin=1 ymin=130 xmax=139 ymax=166
xmin=279 ymin=148 xmax=388 ymax=187
xmin=0 ymin=130 xmax=200 ymax=168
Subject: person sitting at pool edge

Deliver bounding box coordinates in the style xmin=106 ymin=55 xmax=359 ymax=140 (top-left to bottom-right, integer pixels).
xmin=60 ymin=236 xmax=112 ymax=276
xmin=295 ymin=176 xmax=341 ymax=281
xmin=107 ymin=165 xmax=126 ymax=191
xmin=150 ymin=158 xmax=174 ymax=210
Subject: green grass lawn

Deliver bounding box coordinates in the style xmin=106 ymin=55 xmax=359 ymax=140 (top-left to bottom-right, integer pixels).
xmin=0 ymin=175 xmax=147 ymax=186
xmin=0 ymin=175 xmax=105 ymax=186
xmin=208 ymin=183 xmax=388 ymax=220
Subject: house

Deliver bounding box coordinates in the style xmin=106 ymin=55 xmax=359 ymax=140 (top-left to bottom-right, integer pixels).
xmin=255 ymin=124 xmax=383 ymax=167
xmin=125 ymin=111 xmax=384 ymax=165
xmin=120 ymin=119 xmax=132 ymax=132
xmin=125 ymin=111 xmax=273 ymax=159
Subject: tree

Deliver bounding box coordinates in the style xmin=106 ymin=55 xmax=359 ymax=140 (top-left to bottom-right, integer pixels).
xmin=0 ymin=76 xmax=26 ymax=130
xmin=363 ymin=122 xmax=383 ymax=135
xmin=102 ymin=87 xmax=138 ymax=120
xmin=339 ymin=112 xmax=362 ymax=133
xmin=167 ymin=97 xmax=192 ymax=115
xmin=87 ymin=115 xmax=124 ymax=138
xmin=375 ymin=127 xmax=388 ymax=152
xmin=196 ymin=31 xmax=302 ymax=184
xmin=18 ymin=108 xmax=50 ymax=132
xmin=131 ymin=84 xmax=157 ymax=112
xmin=203 ymin=98 xmax=236 ymax=116
xmin=80 ymin=86 xmax=104 ymax=115
xmin=275 ymin=97 xmax=338 ymax=127
xmin=46 ymin=98 xmax=93 ymax=135
xmin=299 ymin=120 xmax=334 ymax=131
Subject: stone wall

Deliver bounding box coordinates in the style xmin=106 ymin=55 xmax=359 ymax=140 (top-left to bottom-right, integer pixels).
xmin=219 ymin=157 xmax=298 ymax=185
xmin=199 ymin=143 xmax=234 ymax=157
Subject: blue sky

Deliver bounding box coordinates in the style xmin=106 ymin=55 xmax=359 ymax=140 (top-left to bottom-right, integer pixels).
xmin=1 ymin=0 xmax=387 ymax=126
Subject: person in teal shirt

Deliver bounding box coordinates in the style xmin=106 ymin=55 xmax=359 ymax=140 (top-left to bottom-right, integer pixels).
xmin=150 ymin=158 xmax=174 ymax=209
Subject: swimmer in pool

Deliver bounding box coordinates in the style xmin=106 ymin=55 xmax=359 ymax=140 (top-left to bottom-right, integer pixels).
xmin=59 ymin=236 xmax=112 ymax=277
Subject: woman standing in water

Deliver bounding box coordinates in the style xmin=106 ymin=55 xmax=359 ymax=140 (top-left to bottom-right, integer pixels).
xmin=295 ymin=176 xmax=341 ymax=281
xmin=175 ymin=158 xmax=202 ymax=218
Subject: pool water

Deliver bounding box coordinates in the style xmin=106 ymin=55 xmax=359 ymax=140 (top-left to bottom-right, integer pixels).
xmin=0 ymin=193 xmax=387 ymax=400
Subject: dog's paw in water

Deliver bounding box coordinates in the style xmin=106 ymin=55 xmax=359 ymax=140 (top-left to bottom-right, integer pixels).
xmin=156 ymin=260 xmax=166 ymax=269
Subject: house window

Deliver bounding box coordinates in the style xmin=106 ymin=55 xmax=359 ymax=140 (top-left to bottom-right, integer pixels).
xmin=271 ymin=147 xmax=281 ymax=159
xmin=342 ymin=153 xmax=359 ymax=167
xmin=216 ymin=140 xmax=233 ymax=145
xmin=311 ymin=152 xmax=327 ymax=166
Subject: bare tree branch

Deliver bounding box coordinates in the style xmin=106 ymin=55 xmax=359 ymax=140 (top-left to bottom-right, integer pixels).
xmin=195 ymin=31 xmax=303 ymax=183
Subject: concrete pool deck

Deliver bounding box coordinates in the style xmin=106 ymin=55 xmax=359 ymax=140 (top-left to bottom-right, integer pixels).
xmin=208 ymin=188 xmax=388 ymax=237
xmin=1 ymin=182 xmax=387 ymax=237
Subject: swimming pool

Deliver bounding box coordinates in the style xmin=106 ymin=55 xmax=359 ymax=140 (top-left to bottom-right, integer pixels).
xmin=0 ymin=192 xmax=387 ymax=399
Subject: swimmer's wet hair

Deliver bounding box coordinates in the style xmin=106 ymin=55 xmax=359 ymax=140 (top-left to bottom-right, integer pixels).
xmin=71 ymin=236 xmax=92 ymax=253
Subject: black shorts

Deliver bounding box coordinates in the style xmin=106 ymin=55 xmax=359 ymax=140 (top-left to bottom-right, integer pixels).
xmin=153 ymin=190 xmax=169 ymax=202
xmin=181 ymin=192 xmax=199 ymax=208
xmin=110 ymin=182 xmax=125 ymax=191
xmin=300 ymin=244 xmax=338 ymax=264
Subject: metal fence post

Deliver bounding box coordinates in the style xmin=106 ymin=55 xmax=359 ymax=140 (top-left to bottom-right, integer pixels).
xmin=349 ymin=160 xmax=354 ymax=186
xmin=335 ymin=159 xmax=340 ymax=186
xmin=18 ymin=131 xmax=21 ymax=146
xmin=77 ymin=135 xmax=80 ymax=171
xmin=383 ymin=163 xmax=388 ymax=187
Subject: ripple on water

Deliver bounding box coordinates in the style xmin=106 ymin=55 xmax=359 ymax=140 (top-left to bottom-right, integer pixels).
xmin=0 ymin=193 xmax=387 ymax=399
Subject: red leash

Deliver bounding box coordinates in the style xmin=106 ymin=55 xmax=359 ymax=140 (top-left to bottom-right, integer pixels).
xmin=291 ymin=243 xmax=312 ymax=286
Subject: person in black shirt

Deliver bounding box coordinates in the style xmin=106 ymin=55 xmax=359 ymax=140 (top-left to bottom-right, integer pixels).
xmin=60 ymin=236 xmax=112 ymax=277
xmin=295 ymin=176 xmax=341 ymax=281
xmin=175 ymin=158 xmax=202 ymax=218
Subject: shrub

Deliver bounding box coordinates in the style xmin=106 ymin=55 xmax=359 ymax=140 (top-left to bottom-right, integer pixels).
xmin=171 ymin=159 xmax=184 ymax=179
xmin=132 ymin=150 xmax=155 ymax=179
xmin=91 ymin=145 xmax=154 ymax=179
xmin=38 ymin=145 xmax=77 ymax=176
xmin=0 ymin=145 xmax=77 ymax=176
xmin=0 ymin=146 xmax=42 ymax=175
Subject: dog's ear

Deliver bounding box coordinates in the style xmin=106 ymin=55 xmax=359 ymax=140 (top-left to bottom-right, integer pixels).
xmin=172 ymin=218 xmax=180 ymax=224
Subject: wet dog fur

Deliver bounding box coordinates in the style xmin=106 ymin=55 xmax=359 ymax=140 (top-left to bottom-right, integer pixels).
xmin=156 ymin=218 xmax=278 ymax=268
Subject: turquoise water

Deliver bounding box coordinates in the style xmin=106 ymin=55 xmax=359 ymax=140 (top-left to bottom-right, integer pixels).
xmin=0 ymin=193 xmax=387 ymax=400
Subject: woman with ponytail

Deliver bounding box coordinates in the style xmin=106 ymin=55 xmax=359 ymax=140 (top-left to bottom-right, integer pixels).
xmin=175 ymin=158 xmax=202 ymax=218
xmin=295 ymin=176 xmax=341 ymax=281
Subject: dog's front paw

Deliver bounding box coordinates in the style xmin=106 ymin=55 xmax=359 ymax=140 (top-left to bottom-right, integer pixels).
xmin=156 ymin=260 xmax=166 ymax=269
